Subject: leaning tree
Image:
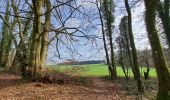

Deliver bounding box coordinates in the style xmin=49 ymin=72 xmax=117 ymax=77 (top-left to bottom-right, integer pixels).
xmin=144 ymin=0 xmax=170 ymax=99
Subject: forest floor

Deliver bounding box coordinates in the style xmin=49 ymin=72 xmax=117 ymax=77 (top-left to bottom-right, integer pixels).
xmin=0 ymin=72 xmax=157 ymax=100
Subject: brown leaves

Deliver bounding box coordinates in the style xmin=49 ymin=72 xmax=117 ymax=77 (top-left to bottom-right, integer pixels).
xmin=0 ymin=72 xmax=157 ymax=100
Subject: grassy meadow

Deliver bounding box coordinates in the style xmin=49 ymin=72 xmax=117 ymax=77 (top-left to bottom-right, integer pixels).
xmin=48 ymin=64 xmax=157 ymax=77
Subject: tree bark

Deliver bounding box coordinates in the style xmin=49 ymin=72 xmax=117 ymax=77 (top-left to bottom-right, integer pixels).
xmin=0 ymin=1 xmax=10 ymax=68
xmin=40 ymin=0 xmax=51 ymax=68
xmin=96 ymin=0 xmax=111 ymax=73
xmin=122 ymin=16 xmax=135 ymax=78
xmin=96 ymin=0 xmax=112 ymax=77
xmin=118 ymin=39 xmax=128 ymax=79
xmin=144 ymin=0 xmax=170 ymax=99
xmin=124 ymin=0 xmax=144 ymax=93
xmin=30 ymin=0 xmax=43 ymax=78
xmin=157 ymin=0 xmax=170 ymax=48
xmin=103 ymin=0 xmax=117 ymax=79
xmin=109 ymin=32 xmax=117 ymax=79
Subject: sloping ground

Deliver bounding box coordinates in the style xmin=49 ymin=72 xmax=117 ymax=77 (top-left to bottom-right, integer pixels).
xmin=0 ymin=74 xmax=135 ymax=100
xmin=0 ymin=73 xmax=21 ymax=89
xmin=114 ymin=78 xmax=158 ymax=100
xmin=0 ymin=73 xmax=137 ymax=100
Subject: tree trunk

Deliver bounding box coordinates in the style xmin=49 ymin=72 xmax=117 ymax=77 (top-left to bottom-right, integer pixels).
xmin=0 ymin=1 xmax=10 ymax=68
xmin=103 ymin=0 xmax=117 ymax=79
xmin=144 ymin=59 xmax=150 ymax=80
xmin=124 ymin=0 xmax=144 ymax=93
xmin=4 ymin=37 xmax=12 ymax=67
xmin=109 ymin=33 xmax=117 ymax=79
xmin=96 ymin=0 xmax=112 ymax=77
xmin=157 ymin=0 xmax=170 ymax=48
xmin=122 ymin=16 xmax=135 ymax=78
xmin=118 ymin=40 xmax=128 ymax=79
xmin=0 ymin=31 xmax=9 ymax=67
xmin=40 ymin=0 xmax=51 ymax=68
xmin=30 ymin=0 xmax=43 ymax=78
xmin=11 ymin=0 xmax=31 ymax=78
xmin=144 ymin=0 xmax=170 ymax=99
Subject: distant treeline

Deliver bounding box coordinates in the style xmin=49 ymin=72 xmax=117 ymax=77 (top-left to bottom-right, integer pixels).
xmin=58 ymin=60 xmax=106 ymax=65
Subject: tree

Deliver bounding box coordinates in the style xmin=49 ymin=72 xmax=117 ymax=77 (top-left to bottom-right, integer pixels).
xmin=116 ymin=16 xmax=134 ymax=80
xmin=0 ymin=1 xmax=14 ymax=68
xmin=30 ymin=0 xmax=52 ymax=79
xmin=157 ymin=0 xmax=170 ymax=48
xmin=96 ymin=0 xmax=113 ymax=79
xmin=30 ymin=0 xmax=44 ymax=78
xmin=144 ymin=0 xmax=170 ymax=99
xmin=116 ymin=37 xmax=129 ymax=79
xmin=11 ymin=0 xmax=31 ymax=77
xmin=124 ymin=0 xmax=144 ymax=93
xmin=40 ymin=0 xmax=51 ymax=70
xmin=101 ymin=0 xmax=117 ymax=79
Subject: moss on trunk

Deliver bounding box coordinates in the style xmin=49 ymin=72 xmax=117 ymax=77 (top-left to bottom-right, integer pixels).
xmin=124 ymin=0 xmax=144 ymax=93
xmin=144 ymin=0 xmax=170 ymax=99
xmin=30 ymin=0 xmax=43 ymax=78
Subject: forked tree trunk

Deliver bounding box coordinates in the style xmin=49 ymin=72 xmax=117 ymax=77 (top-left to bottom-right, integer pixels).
xmin=11 ymin=0 xmax=33 ymax=78
xmin=30 ymin=0 xmax=43 ymax=78
xmin=30 ymin=0 xmax=51 ymax=79
xmin=144 ymin=0 xmax=170 ymax=99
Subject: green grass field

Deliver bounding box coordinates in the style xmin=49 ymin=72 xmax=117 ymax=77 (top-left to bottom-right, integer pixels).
xmin=48 ymin=64 xmax=157 ymax=77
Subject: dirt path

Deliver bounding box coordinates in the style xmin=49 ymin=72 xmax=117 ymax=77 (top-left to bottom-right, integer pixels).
xmin=90 ymin=78 xmax=122 ymax=99
xmin=90 ymin=77 xmax=136 ymax=100
xmin=0 ymin=73 xmax=135 ymax=100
